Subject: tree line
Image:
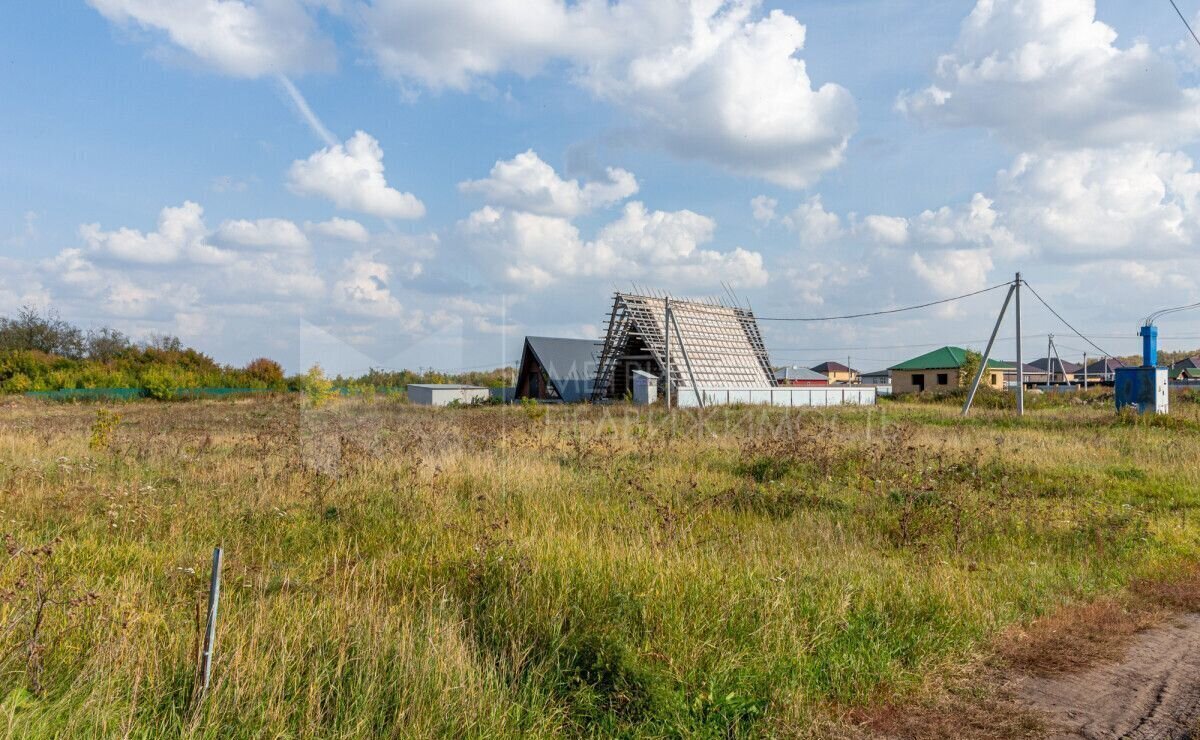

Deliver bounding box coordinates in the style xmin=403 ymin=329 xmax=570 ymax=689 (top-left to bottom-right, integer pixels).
xmin=0 ymin=306 xmax=510 ymax=397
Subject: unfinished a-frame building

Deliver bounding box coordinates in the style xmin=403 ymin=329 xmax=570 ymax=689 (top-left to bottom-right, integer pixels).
xmin=590 ymin=292 xmax=775 ymax=403
xmin=514 ymin=336 xmax=603 ymax=402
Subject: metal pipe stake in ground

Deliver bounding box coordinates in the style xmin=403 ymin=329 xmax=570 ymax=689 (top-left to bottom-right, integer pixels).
xmin=199 ymin=546 xmax=223 ymax=701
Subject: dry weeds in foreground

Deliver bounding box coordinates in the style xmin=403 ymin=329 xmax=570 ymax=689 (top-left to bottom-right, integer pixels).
xmin=0 ymin=396 xmax=1198 ymax=736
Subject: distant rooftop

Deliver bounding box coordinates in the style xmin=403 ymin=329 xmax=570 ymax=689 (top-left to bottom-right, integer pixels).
xmin=774 ymin=365 xmax=827 ymax=382
xmin=811 ymin=361 xmax=855 ymax=374
xmin=889 ymin=346 xmax=1005 ymax=371
xmin=1081 ymin=358 xmax=1126 ymax=374
xmin=990 ymin=360 xmax=1044 ymax=373
xmin=1028 ymin=357 xmax=1082 ymax=374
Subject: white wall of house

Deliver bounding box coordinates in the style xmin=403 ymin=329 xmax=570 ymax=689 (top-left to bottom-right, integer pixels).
xmin=407 ymin=385 xmax=490 ymax=406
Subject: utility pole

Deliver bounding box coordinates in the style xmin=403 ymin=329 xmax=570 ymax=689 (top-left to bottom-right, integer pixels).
xmin=961 ymin=280 xmax=1016 ymax=416
xmin=1044 ymin=334 xmax=1053 ymax=390
xmin=1015 ymin=272 xmax=1024 ymax=416
xmin=664 ymin=297 xmax=671 ymax=411
xmin=1050 ymin=338 xmax=1067 ymax=387
xmin=1083 ymin=352 xmax=1089 ymax=390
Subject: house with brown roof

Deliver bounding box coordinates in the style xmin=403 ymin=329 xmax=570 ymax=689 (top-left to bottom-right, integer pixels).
xmin=810 ymin=361 xmax=858 ymax=384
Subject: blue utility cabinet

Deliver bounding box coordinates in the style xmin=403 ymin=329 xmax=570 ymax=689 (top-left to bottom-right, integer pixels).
xmin=1114 ymin=366 xmax=1168 ymax=414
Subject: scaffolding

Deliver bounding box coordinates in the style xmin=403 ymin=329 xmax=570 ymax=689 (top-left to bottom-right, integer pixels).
xmin=591 ymin=291 xmax=774 ymax=402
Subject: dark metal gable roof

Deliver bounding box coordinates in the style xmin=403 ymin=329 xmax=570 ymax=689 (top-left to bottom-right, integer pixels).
xmin=523 ymin=336 xmax=603 ymax=403
xmin=811 ymin=361 xmax=854 ymax=373
xmin=1081 ymin=358 xmax=1126 ymax=374
xmin=1028 ymin=357 xmax=1082 ymax=373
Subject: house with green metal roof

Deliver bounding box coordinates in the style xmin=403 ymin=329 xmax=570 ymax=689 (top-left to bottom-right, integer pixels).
xmin=889 ymin=346 xmax=1006 ymax=393
xmin=1170 ymin=356 xmax=1200 ymax=381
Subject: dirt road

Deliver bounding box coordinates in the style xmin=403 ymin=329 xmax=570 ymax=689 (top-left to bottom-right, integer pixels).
xmin=1011 ymin=613 xmax=1200 ymax=739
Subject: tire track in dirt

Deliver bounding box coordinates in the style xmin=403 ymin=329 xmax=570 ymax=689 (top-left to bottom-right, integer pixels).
xmin=1010 ymin=613 xmax=1200 ymax=739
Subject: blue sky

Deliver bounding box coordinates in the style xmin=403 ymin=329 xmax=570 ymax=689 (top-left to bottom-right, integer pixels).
xmin=3 ymin=0 xmax=1200 ymax=375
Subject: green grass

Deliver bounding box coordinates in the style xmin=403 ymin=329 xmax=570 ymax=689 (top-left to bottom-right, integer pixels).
xmin=0 ymin=397 xmax=1198 ymax=737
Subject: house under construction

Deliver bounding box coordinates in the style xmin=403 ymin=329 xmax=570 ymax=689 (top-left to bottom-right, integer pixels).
xmin=513 ymin=336 xmax=603 ymax=402
xmin=590 ymin=291 xmax=775 ymax=403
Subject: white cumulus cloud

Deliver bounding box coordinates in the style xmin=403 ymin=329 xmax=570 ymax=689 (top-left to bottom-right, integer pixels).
xmin=898 ymin=0 xmax=1200 ymax=148
xmin=358 ymin=0 xmax=617 ymax=90
xmin=459 ymin=150 xmax=637 ymax=217
xmin=996 ymin=146 xmax=1200 ymax=255
xmin=750 ymin=195 xmax=777 ymax=224
xmin=87 ymin=0 xmax=335 ymax=78
xmin=361 ymin=0 xmax=855 ymax=187
xmin=455 ymin=151 xmax=766 ymax=291
xmin=587 ymin=4 xmax=856 ymax=187
xmin=863 ymin=215 xmax=909 ymax=245
xmin=306 ymin=217 xmax=370 ymax=243
xmin=910 ymin=249 xmax=994 ymax=295
xmin=79 ymin=201 xmax=231 ymax=265
xmin=288 ymin=131 xmax=425 ymax=219
xmin=912 ymin=193 xmax=1027 ymax=259
xmin=332 ymin=252 xmax=407 ymax=319
xmin=216 ymin=217 xmax=310 ymax=252
xmin=783 ymin=196 xmax=844 ymax=245
xmin=459 ymin=200 xmax=766 ymax=291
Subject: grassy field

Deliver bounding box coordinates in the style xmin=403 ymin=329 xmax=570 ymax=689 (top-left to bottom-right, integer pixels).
xmin=0 ymin=394 xmax=1198 ymax=737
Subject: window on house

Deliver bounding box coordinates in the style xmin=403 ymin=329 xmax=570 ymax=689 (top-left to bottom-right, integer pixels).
xmin=912 ymin=373 xmax=924 ymax=391
xmin=991 ymin=373 xmax=998 ymax=385
xmin=937 ymin=373 xmax=949 ymax=385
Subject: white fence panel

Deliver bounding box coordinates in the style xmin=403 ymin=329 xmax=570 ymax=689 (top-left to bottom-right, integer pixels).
xmin=673 ymin=386 xmax=876 ymax=408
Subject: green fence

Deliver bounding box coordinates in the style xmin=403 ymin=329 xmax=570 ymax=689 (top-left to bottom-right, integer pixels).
xmin=22 ymin=387 xmax=413 ymax=401
xmin=24 ymin=388 xmax=272 ymax=401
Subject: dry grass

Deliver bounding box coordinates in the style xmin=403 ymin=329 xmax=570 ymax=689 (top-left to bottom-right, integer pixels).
xmin=0 ymin=396 xmax=1198 ymax=737
xmin=994 ymin=599 xmax=1162 ymax=677
xmin=842 ymin=687 xmax=1044 ymax=740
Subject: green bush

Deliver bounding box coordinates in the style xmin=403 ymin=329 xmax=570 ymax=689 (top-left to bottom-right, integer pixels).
xmin=140 ymin=365 xmax=183 ymax=400
xmin=2 ymin=372 xmax=32 ymax=393
xmin=298 ymin=365 xmax=336 ymax=407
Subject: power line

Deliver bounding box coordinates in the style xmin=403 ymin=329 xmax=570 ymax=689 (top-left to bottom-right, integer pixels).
xmin=1081 ymin=334 xmax=1200 ymax=340
xmin=768 ymin=335 xmax=1028 ymax=353
xmin=1145 ymin=300 xmax=1200 ymax=327
xmin=1170 ymin=0 xmax=1200 ymax=48
xmin=1020 ymin=280 xmax=1113 ymax=358
xmin=753 ymin=282 xmax=1011 ymax=321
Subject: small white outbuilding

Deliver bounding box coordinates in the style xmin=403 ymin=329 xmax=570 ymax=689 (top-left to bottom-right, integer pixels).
xmin=631 ymin=370 xmax=658 ymax=405
xmin=407 ymin=384 xmax=490 ymax=407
